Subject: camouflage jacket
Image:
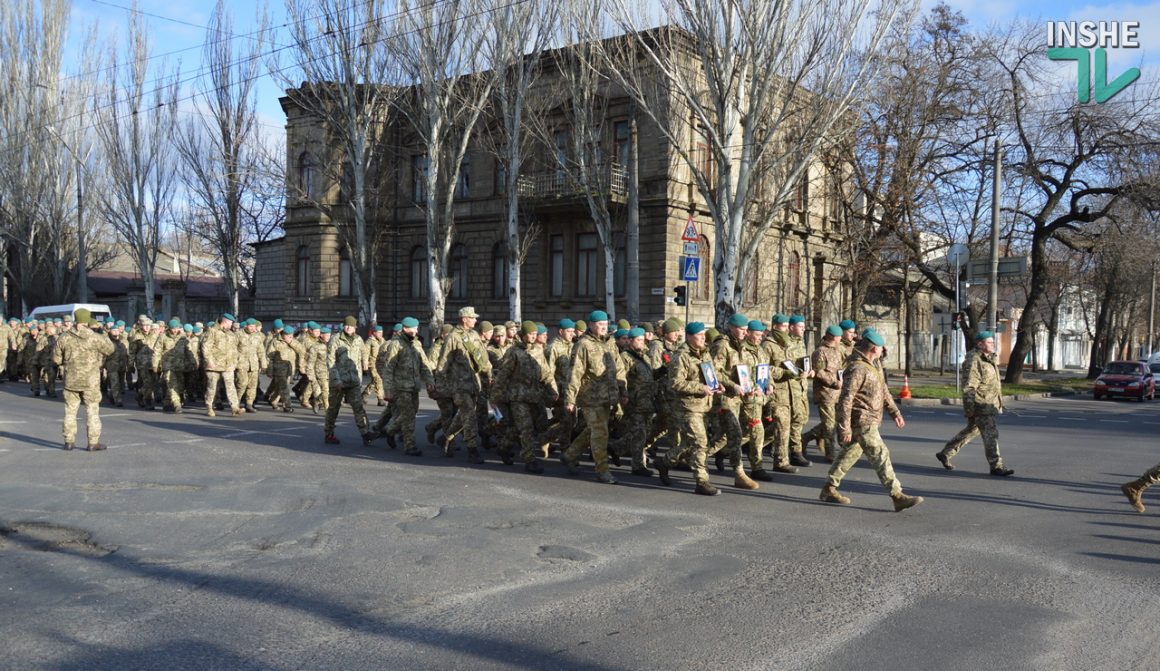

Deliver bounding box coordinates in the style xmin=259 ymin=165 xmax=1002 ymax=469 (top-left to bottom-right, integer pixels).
xmin=487 ymin=342 xmax=511 ymax=370
xmin=104 ymin=335 xmax=130 ymax=372
xmin=267 ymin=338 xmax=298 ymax=378
xmin=547 ymin=337 xmax=575 ymax=397
xmin=493 ymin=341 xmax=556 ymax=404
xmin=133 ymin=332 xmax=160 ymax=370
xmin=327 ymin=331 xmax=365 ymax=388
xmin=740 ymin=339 xmax=768 ymax=414
xmin=379 ymin=333 xmax=433 ymax=393
xmin=646 ymin=338 xmax=665 ymax=370
xmin=564 ymin=332 xmax=626 ymax=407
xmin=710 ymin=334 xmax=748 ymax=411
xmin=37 ymin=333 xmax=58 ymax=367
xmin=762 ymin=330 xmax=801 ymax=408
xmin=363 ymin=335 xmax=385 ymax=372
xmin=437 ymin=326 xmax=491 ymax=395
xmin=153 ymin=332 xmax=197 ymax=372
xmin=810 ymin=341 xmax=845 ymax=405
xmin=668 ymin=341 xmax=714 ymax=414
xmin=786 ymin=334 xmax=810 ymax=401
xmin=304 ymin=339 xmax=329 ymax=380
xmin=836 ymin=350 xmax=901 ymax=432
xmin=201 ymin=324 xmax=240 ymax=371
xmin=53 ymin=327 xmax=113 ymax=390
xmin=237 ymin=331 xmax=268 ymax=372
xmin=19 ymin=332 xmax=42 ymax=368
xmin=962 ymin=349 xmax=1003 ymax=415
xmin=620 ymin=348 xmax=658 ymax=415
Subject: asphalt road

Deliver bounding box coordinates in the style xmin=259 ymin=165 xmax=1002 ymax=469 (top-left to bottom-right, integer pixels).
xmin=1 ymin=382 xmax=1158 ymax=670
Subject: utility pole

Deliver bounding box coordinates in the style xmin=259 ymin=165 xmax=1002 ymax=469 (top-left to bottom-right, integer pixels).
xmin=1149 ymin=261 xmax=1156 ymax=356
xmin=988 ymin=142 xmax=1001 ymax=332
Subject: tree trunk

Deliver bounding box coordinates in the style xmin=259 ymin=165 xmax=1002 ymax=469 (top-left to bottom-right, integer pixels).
xmin=604 ymin=244 xmax=616 ymax=321
xmin=1005 ymin=232 xmax=1048 ymax=383
xmin=625 ymin=114 xmax=640 ymax=323
xmin=1047 ymin=303 xmax=1059 ymax=372
xmin=1087 ymin=286 xmax=1114 ymax=378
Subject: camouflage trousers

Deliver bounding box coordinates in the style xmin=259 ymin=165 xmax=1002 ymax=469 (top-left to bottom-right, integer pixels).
xmin=763 ymin=402 xmax=793 ymax=468
xmin=205 ymin=370 xmax=239 ymax=412
xmin=161 ymin=370 xmax=186 ymax=410
xmin=789 ymin=396 xmax=808 ymax=456
xmin=235 ymin=367 xmax=261 ymax=407
xmin=498 ymin=401 xmax=550 ymax=464
xmin=62 ymin=386 xmax=103 ymax=445
xmin=382 ymin=389 xmax=420 ymax=450
xmin=444 ymin=391 xmax=480 ymax=449
xmin=303 ymin=373 xmax=329 ymax=410
xmin=741 ymin=400 xmax=765 ymax=471
xmin=644 ymin=400 xmax=681 ymax=453
xmin=105 ymin=367 xmax=127 ymax=404
xmin=826 ymin=424 xmax=902 ymax=496
xmin=802 ymin=402 xmax=837 ymax=460
xmin=546 ymin=403 xmax=576 ymax=448
xmin=363 ymin=370 xmax=384 ymax=403
xmin=29 ymin=364 xmax=56 ymax=395
xmin=708 ymin=406 xmax=745 ymax=471
xmin=425 ymin=396 xmax=455 ymax=441
xmin=564 ymin=405 xmax=613 ymax=474
xmin=136 ymin=368 xmax=158 ymax=408
xmin=325 ymin=383 xmax=370 ymax=435
xmin=267 ymin=368 xmax=293 ymax=409
xmin=610 ymin=410 xmax=652 ymax=469
xmin=661 ymin=409 xmax=713 ymax=483
xmin=940 ymin=413 xmax=1004 ymax=469
xmin=1137 ymin=462 xmax=1160 ymax=486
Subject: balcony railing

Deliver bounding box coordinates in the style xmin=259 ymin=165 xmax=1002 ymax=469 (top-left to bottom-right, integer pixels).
xmin=517 ymin=162 xmax=628 ymax=202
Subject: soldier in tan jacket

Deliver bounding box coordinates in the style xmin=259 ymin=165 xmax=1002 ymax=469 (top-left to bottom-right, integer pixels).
xmin=937 ymin=331 xmax=1014 ymax=476
xmin=202 ymin=313 xmax=242 ymax=417
xmin=802 ymin=325 xmax=847 ymax=462
xmin=54 ymin=308 xmax=114 ymax=451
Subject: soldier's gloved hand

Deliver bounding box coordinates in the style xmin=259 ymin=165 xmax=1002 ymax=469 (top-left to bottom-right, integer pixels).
xmin=839 ymin=429 xmax=852 ymax=443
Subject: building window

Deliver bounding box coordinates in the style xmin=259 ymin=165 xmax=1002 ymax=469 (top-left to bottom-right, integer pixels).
xmin=410 ymin=246 xmax=428 ymax=299
xmin=694 ymin=235 xmax=711 ymax=301
xmin=613 ymin=121 xmax=630 ymax=167
xmin=297 ymin=152 xmax=316 ymax=200
xmin=449 ymin=243 xmax=469 ymax=299
xmin=743 ymin=252 xmax=760 ymax=306
xmin=296 ymin=244 xmax=310 ymax=297
xmin=614 ymin=245 xmax=626 ymax=297
xmin=793 ymin=173 xmax=808 ymax=211
xmin=492 ymin=242 xmax=508 ymax=299
xmin=339 ymin=246 xmax=354 ymax=297
xmin=554 ymin=131 xmax=568 ymax=186
xmin=549 ymin=234 xmax=564 ymax=298
xmin=339 ymin=161 xmax=354 ymax=204
xmin=787 ymin=251 xmax=802 ymax=309
xmin=412 ymin=154 xmax=428 ymax=203
xmin=495 ymin=158 xmax=507 ymax=196
xmin=456 ymin=152 xmax=471 ymax=198
xmin=576 ymin=232 xmax=597 ymax=297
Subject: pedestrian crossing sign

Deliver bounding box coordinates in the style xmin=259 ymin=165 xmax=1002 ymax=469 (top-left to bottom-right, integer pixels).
xmin=681 ymin=219 xmax=698 ymax=241
xmin=680 ymin=256 xmax=700 ymax=282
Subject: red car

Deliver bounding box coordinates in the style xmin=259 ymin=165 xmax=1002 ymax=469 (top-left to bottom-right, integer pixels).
xmin=1094 ymin=361 xmax=1156 ymax=401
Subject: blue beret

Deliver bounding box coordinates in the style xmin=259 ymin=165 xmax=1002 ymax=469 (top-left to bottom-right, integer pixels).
xmin=320 ymin=327 xmax=332 ymax=335
xmin=839 ymin=319 xmax=856 ymax=330
xmin=862 ymin=328 xmax=886 ymax=347
xmin=401 ymin=316 xmax=420 ymax=328
xmin=194 ymin=326 xmax=203 ymax=334
xmin=976 ymin=330 xmax=994 ymax=341
xmin=274 ymin=319 xmax=284 ymax=329
xmin=789 ymin=315 xmax=805 ymax=325
xmin=115 ymin=320 xmax=126 ymax=328
xmin=374 ymin=324 xmax=384 ymax=331
xmin=558 ymin=318 xmax=576 ymax=329
xmin=728 ymin=313 xmax=749 ymax=328
xmin=614 ymin=328 xmax=629 ymax=338
xmin=283 ymin=325 xmax=296 ymax=335
xmin=221 ymin=313 xmax=235 ymax=322
xmin=628 ymin=327 xmax=646 ymax=338
xmin=825 ymin=325 xmax=843 ymax=337
xmin=772 ymin=314 xmax=790 ymax=325
xmin=393 ymin=323 xmax=402 ymax=331
xmin=588 ymin=310 xmax=609 ymax=322
xmin=245 ymin=318 xmax=257 ymax=326
xmin=183 ymin=324 xmax=194 ymax=333
xmin=168 ymin=318 xmax=181 ymax=328
xmin=686 ymin=321 xmax=706 ymax=335
xmin=748 ymin=320 xmax=766 ymax=331
xmin=536 ymin=324 xmax=548 ymax=334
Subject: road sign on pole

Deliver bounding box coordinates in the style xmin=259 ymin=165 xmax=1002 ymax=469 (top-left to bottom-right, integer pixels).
xmin=680 ymin=256 xmax=700 ymax=282
xmin=682 ymin=241 xmax=699 ymax=256
xmin=680 ymin=218 xmax=698 ymax=242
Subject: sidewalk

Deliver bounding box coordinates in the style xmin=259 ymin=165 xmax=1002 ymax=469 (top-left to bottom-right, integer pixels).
xmin=884 ymin=367 xmax=1091 ymax=407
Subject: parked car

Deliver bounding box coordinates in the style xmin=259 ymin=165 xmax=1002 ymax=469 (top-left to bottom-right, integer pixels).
xmin=1093 ymin=361 xmax=1156 ymax=401
xmin=1151 ymin=362 xmax=1160 ymax=388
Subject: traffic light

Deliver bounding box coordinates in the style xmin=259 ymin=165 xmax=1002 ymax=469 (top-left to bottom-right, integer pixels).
xmin=674 ymin=285 xmax=687 ymax=306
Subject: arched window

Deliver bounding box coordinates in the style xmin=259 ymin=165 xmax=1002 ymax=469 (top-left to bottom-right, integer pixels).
xmin=693 ymin=235 xmax=711 ymax=301
xmin=449 ymin=243 xmax=469 ymax=299
xmin=787 ymin=250 xmax=802 ymax=310
xmin=456 ymin=152 xmax=471 ymax=198
xmin=339 ymin=246 xmax=353 ymax=297
xmin=297 ymin=152 xmax=316 ymax=200
xmin=410 ymin=246 xmax=428 ymax=299
xmin=296 ymin=244 xmax=311 ymax=297
xmin=492 ymin=242 xmax=508 ymax=299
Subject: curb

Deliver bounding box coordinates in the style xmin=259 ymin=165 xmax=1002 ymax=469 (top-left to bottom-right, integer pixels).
xmin=898 ymin=389 xmax=1086 ymax=407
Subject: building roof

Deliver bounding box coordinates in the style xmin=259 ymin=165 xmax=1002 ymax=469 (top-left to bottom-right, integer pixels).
xmin=87 ymin=270 xmax=228 ymax=299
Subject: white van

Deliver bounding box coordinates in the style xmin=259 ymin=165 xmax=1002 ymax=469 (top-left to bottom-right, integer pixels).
xmin=27 ymin=303 xmax=113 ymax=323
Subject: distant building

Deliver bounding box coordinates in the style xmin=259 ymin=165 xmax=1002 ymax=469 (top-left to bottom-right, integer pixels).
xmin=86 ymin=247 xmax=238 ymax=323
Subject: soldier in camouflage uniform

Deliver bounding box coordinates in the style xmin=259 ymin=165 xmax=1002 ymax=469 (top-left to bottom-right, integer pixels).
xmin=643 ymin=319 xmax=685 ymax=455
xmin=202 ymin=313 xmax=242 ymax=417
xmin=266 ymin=326 xmax=298 ymax=412
xmin=762 ymin=315 xmax=804 ymax=473
xmin=1122 ymin=463 xmax=1160 ymax=513
xmin=375 ymin=317 xmax=434 ymax=456
xmin=706 ymin=314 xmax=761 ymax=489
xmin=741 ymin=320 xmax=773 ymax=480
xmin=132 ymin=321 xmax=161 ymax=409
xmin=802 ymin=325 xmax=846 ymax=462
xmin=104 ymin=322 xmax=130 ymax=407
xmin=424 ymin=323 xmax=456 ymax=445
xmin=363 ymin=325 xmax=387 ymax=406
xmin=0 ymin=314 xmax=10 ymax=382
xmin=236 ymin=319 xmax=267 ymax=412
xmin=324 ymin=316 xmax=376 ymax=445
xmin=153 ymin=319 xmax=197 ymax=413
xmin=544 ymin=318 xmax=577 ymax=451
xmin=20 ymin=322 xmax=44 ymax=395
xmin=7 ymin=316 xmax=26 ymax=382
xmin=435 ymin=307 xmax=492 ymax=463
xmin=838 ymin=319 xmax=857 ymax=360
xmin=560 ymin=310 xmax=626 ymax=484
xmin=820 ymin=329 xmax=922 ymax=512
xmin=784 ymin=315 xmax=816 ymax=465
xmin=937 ymin=331 xmax=1014 ymax=476
xmin=302 ymin=327 xmax=331 ymax=414
xmin=608 ymin=327 xmax=658 ymax=476
xmin=493 ymin=321 xmax=557 ymax=472
xmin=53 ymin=309 xmax=114 ymax=451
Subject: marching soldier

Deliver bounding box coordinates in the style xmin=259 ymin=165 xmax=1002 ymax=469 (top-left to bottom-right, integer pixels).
xmin=374 ymin=317 xmax=433 ymax=456
xmin=303 ymin=327 xmax=332 ymax=414
xmin=820 ymin=328 xmax=922 ymax=511
xmin=236 ymin=319 xmax=267 ymax=412
xmin=363 ymin=324 xmax=387 ymax=406
xmin=643 ymin=318 xmax=685 ymax=456
xmin=202 ymin=313 xmax=242 ymax=417
xmin=741 ymin=320 xmax=773 ymax=480
xmin=1122 ymin=464 xmax=1160 ymax=513
xmin=707 ymin=314 xmax=761 ymax=489
xmin=802 ymin=325 xmax=846 ymax=462
xmin=785 ymin=315 xmax=815 ymax=465
xmin=609 ymin=327 xmax=659 ymax=476
xmin=560 ymin=310 xmax=626 ymax=484
xmin=104 ymin=322 xmax=130 ymax=407
xmin=423 ymin=323 xmax=456 ymax=446
xmin=0 ymin=314 xmax=9 ymax=382
xmin=266 ymin=325 xmax=298 ymax=412
xmin=20 ymin=321 xmax=43 ymax=395
xmin=153 ymin=320 xmax=197 ymax=413
xmin=838 ymin=319 xmax=858 ymax=359
xmin=323 ymin=316 xmax=376 ymax=445
xmin=655 ymin=322 xmax=726 ymax=495
xmin=133 ymin=321 xmax=161 ymax=410
xmin=54 ymin=309 xmax=114 ymax=451
xmin=762 ymin=315 xmax=804 ymax=473
xmin=493 ymin=321 xmax=556 ymax=472
xmin=435 ymin=307 xmax=491 ymax=463
xmin=937 ymin=330 xmax=1014 ymax=476
xmin=545 ymin=318 xmax=577 ymax=451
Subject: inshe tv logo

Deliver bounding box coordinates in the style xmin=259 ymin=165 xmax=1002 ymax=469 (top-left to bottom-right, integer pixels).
xmin=1047 ymin=21 xmax=1141 ymax=103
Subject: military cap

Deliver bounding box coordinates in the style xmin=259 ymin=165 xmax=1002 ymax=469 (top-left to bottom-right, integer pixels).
xmin=167 ymin=318 xmax=181 ymax=328
xmin=558 ymin=318 xmax=576 ymax=329
xmin=706 ymin=327 xmax=720 ymax=341
xmin=75 ymin=308 xmax=92 ymax=323
xmin=393 ymin=323 xmax=402 ymax=332
xmin=62 ymin=314 xmax=73 ymax=322
xmin=617 ymin=319 xmax=631 ymax=330
xmin=245 ymin=318 xmax=257 ymax=326
xmin=320 ymin=327 xmax=332 ymax=335
xmin=588 ymin=310 xmax=609 ymax=323
xmin=274 ymin=319 xmax=284 ymax=329
xmin=194 ymin=325 xmax=203 ymax=334
xmin=976 ymin=330 xmax=995 ymax=341
xmin=862 ymin=328 xmax=886 ymax=347
xmin=479 ymin=321 xmax=494 ymax=334
xmin=183 ymin=324 xmax=194 ymax=333
xmin=686 ymin=321 xmax=706 ymax=335
xmin=727 ymin=313 xmax=749 ymax=328
xmin=789 ymin=315 xmax=805 ymax=325
xmin=440 ymin=323 xmax=454 ymax=335
xmin=772 ymin=314 xmax=790 ymax=325
xmin=520 ymin=320 xmax=538 ymax=335
xmin=536 ymin=323 xmax=547 ymax=334
xmin=839 ymin=319 xmax=857 ymax=331
xmin=221 ymin=313 xmax=236 ymax=322
xmin=459 ymin=306 xmax=479 ymax=318
xmin=575 ymin=320 xmax=587 ymax=332
xmin=141 ymin=317 xmax=153 ymax=325
xmin=373 ymin=324 xmax=384 ymax=332
xmin=88 ymin=320 xmax=100 ymax=328
xmin=628 ymin=327 xmax=646 ymax=338
xmin=115 ymin=320 xmax=126 ymax=328
xmin=401 ymin=316 xmax=420 ymax=328
xmin=614 ymin=328 xmax=629 ymax=338
xmin=504 ymin=321 xmax=517 ymax=330
xmin=137 ymin=314 xmax=148 ymax=321
xmin=283 ymin=325 xmax=296 ymax=336
xmin=825 ymin=325 xmax=843 ymax=337
xmin=339 ymin=315 xmax=355 ymax=327
xmin=748 ymin=320 xmax=766 ymax=331
xmin=662 ymin=318 xmax=683 ymax=334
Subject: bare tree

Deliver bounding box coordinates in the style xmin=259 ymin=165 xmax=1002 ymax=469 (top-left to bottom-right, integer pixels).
xmin=389 ymin=0 xmax=499 ymax=330
xmin=96 ymin=12 xmax=180 ymax=318
xmin=610 ymin=0 xmax=913 ymax=327
xmin=239 ymin=135 xmax=287 ymax=296
xmin=176 ymin=0 xmax=270 ymax=316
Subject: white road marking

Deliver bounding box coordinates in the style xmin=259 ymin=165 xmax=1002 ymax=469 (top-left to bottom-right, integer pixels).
xmin=1099 ymin=419 xmax=1129 ymax=424
xmin=110 ymin=442 xmax=147 ymax=449
xmin=218 ymin=426 xmax=305 ymax=439
xmin=163 ymin=438 xmax=204 ymax=445
xmin=0 ymin=421 xmax=27 ymax=424
xmin=0 ymin=448 xmax=10 ymax=452
xmin=1058 ymin=417 xmax=1084 ymax=421
xmin=1144 ymin=422 xmax=1160 ymax=426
